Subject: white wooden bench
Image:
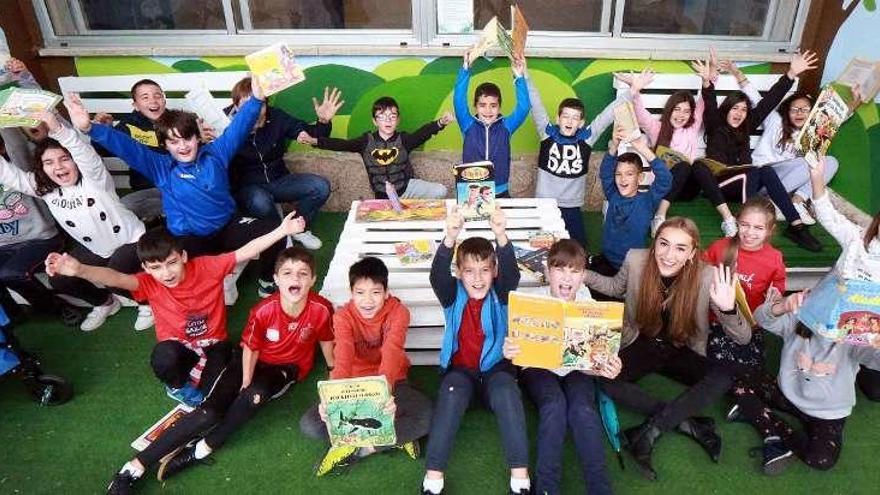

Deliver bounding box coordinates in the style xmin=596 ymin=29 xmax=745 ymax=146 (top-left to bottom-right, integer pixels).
xmin=320 ymin=198 xmax=568 ymax=365
xmin=58 ymin=72 xmax=248 ymax=189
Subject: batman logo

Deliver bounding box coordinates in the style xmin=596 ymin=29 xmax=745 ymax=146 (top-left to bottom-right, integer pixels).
xmin=371 ymin=147 xmax=399 ymax=165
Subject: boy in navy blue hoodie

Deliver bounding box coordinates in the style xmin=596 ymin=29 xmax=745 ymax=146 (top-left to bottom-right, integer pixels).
xmin=593 ymin=131 xmax=672 ymax=277
xmin=423 ymin=207 xmax=530 ymax=495
xmin=453 ymin=51 xmax=530 ymax=198
xmin=65 ymin=77 xmax=285 ymax=297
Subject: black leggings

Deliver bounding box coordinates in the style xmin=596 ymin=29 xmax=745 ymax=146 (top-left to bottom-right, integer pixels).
xmin=150 ymin=340 xmax=233 ymax=392
xmin=48 ymin=241 xmax=141 ymax=306
xmin=692 ymin=160 xmax=800 ymax=223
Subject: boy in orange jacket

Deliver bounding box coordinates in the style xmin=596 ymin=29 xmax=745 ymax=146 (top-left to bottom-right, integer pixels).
xmin=300 ymin=256 xmax=432 ymax=475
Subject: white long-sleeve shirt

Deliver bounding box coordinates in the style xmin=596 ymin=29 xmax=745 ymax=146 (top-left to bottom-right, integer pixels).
xmin=813 ymin=192 xmax=880 ymax=282
xmin=0 ymin=126 xmax=144 ymax=257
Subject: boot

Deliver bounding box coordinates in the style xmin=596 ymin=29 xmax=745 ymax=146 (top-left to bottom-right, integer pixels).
xmin=622 ymin=421 xmax=662 ymax=481
xmin=677 ymin=416 xmax=722 ymax=463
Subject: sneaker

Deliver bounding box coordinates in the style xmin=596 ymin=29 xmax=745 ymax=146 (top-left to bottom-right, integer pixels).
xmin=314 ymin=445 xmax=359 ymax=477
xmin=157 ymin=442 xmax=208 ymax=481
xmin=81 ymin=297 xmax=122 ymax=332
xmin=258 ymin=279 xmax=278 ymax=299
xmin=223 ymin=276 xmax=239 ymax=306
xmin=165 ymin=383 xmax=204 ymax=407
xmin=721 ymin=217 xmax=738 ymax=237
xmin=509 ymin=488 xmax=531 ymax=495
xmin=106 ymin=471 xmax=135 ymax=494
xmin=773 ymin=204 xmax=786 ymax=221
xmin=761 ymin=436 xmax=795 ymax=476
xmin=783 ymin=224 xmax=822 ymax=252
xmin=725 ymin=404 xmax=743 ymax=423
xmin=793 ymin=202 xmax=816 ymax=225
xmin=650 ymin=216 xmax=665 ymax=237
xmin=398 ymin=440 xmax=421 ymax=460
xmin=293 ymin=230 xmax=322 ymax=250
xmin=134 ymin=305 xmax=154 ymax=331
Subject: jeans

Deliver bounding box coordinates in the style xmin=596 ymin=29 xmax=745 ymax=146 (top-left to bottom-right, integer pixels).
xmin=769 ymin=156 xmax=839 ymax=201
xmin=424 ymin=363 xmax=529 ymax=472
xmin=559 ymin=207 xmax=587 ymax=249
xmin=235 ymin=173 xmax=330 ymax=227
xmin=120 ymin=188 xmax=164 ymax=222
xmin=0 ymin=233 xmax=65 ymax=314
xmin=521 ymin=369 xmax=612 ymax=495
xmin=300 ymin=381 xmax=434 ymax=444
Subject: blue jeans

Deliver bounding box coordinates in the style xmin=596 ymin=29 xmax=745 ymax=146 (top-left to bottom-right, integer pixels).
xmin=521 ymin=368 xmax=612 ymax=495
xmin=559 ymin=207 xmax=587 ymax=249
xmin=0 ymin=234 xmax=65 ymax=314
xmin=424 ymin=362 xmax=529 ymax=472
xmin=235 ymin=173 xmax=330 ymax=227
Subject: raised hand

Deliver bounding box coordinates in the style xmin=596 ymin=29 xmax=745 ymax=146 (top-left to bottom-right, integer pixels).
xmin=197 ymin=119 xmax=217 ymax=143
xmin=5 ymin=57 xmax=27 ymax=74
xmin=45 ymin=252 xmax=80 ymax=277
xmin=279 ymin=210 xmax=306 ymax=236
xmin=313 ymin=86 xmax=344 ymax=123
xmin=788 ymin=50 xmax=819 ymax=79
xmin=709 ymin=264 xmax=736 ymax=312
xmin=444 ymin=206 xmax=465 ymax=247
xmin=297 ymin=131 xmax=317 ymax=145
xmin=93 ymin=112 xmax=114 ymax=126
xmin=36 ymin=110 xmax=61 ymax=133
xmin=690 ymin=58 xmax=715 ymax=86
xmin=463 ymin=48 xmax=473 ymax=69
xmin=489 ymin=208 xmax=507 ymax=237
xmin=249 ymin=73 xmax=266 ymax=101
xmin=512 ymin=55 xmax=526 ymax=78
xmin=62 ymin=93 xmax=92 ymax=132
xmin=438 ymin=111 xmax=454 ymax=127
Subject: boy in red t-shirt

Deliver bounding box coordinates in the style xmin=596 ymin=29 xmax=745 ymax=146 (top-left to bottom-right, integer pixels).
xmin=300 ymin=256 xmax=432 ymax=476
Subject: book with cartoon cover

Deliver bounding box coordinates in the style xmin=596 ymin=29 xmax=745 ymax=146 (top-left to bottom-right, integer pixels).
xmin=355 ymin=199 xmax=447 ymax=222
xmin=798 ymin=274 xmax=880 ymax=347
xmin=513 ymin=246 xmax=549 ymax=283
xmin=395 ymin=239 xmax=437 ymax=265
xmin=318 ymin=376 xmax=396 ymax=448
xmin=245 ymin=43 xmax=306 ymax=97
xmin=836 ymin=58 xmax=880 ymax=102
xmin=455 ymin=161 xmax=495 ymax=221
xmin=0 ymin=87 xmax=61 ymax=128
xmin=508 ymin=291 xmax=623 ymax=371
xmin=795 ymin=85 xmax=849 ymax=168
xmin=131 ymin=404 xmax=194 ymax=451
xmin=654 ymin=145 xmax=691 ymax=169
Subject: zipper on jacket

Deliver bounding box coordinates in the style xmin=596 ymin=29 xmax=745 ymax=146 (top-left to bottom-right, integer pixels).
xmin=483 ymin=124 xmax=489 ymax=161
xmin=252 ymin=135 xmax=269 ymax=184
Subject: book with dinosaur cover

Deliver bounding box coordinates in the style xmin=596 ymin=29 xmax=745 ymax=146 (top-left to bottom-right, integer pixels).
xmin=245 ymin=43 xmax=306 ymax=97
xmin=455 ymin=161 xmax=495 ymax=221
xmin=798 ymin=274 xmax=880 ymax=348
xmin=131 ymin=404 xmax=194 ymax=451
xmin=508 ymin=291 xmax=623 ymax=371
xmin=317 ymin=376 xmax=396 ymax=448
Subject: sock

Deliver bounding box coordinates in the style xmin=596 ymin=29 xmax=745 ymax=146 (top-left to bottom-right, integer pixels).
xmin=194 ymin=439 xmax=213 ymax=460
xmin=422 ymin=476 xmax=444 ymax=494
xmin=510 ymin=476 xmax=530 ymax=493
xmin=120 ymin=461 xmax=144 ymax=479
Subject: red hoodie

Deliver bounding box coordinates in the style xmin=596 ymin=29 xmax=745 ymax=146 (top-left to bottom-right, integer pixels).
xmin=330 ymin=296 xmax=411 ymax=387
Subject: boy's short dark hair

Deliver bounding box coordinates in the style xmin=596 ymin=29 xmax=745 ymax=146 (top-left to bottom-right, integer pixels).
xmin=456 ymin=237 xmax=496 ymax=266
xmin=479 ymin=185 xmax=491 ymax=193
xmin=274 ymin=247 xmax=316 ymax=275
xmin=137 ymin=228 xmax=184 ymax=263
xmin=372 ymin=97 xmax=399 ymax=117
xmin=473 ymin=82 xmax=502 ymax=106
xmin=547 ymin=239 xmax=587 ymax=270
xmin=155 ymin=109 xmax=200 ymax=148
xmin=348 ymin=256 xmax=389 ymax=289
xmin=557 ymin=98 xmax=585 ymax=118
xmin=130 ymin=79 xmax=163 ymax=100
xmin=616 ymin=152 xmax=642 ymax=170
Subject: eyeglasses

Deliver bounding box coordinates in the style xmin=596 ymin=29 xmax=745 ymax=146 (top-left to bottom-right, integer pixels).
xmin=789 ymin=107 xmax=811 ymax=115
xmin=374 ymin=113 xmax=399 ymax=122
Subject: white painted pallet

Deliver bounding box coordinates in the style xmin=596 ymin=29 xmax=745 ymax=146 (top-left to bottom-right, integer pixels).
xmin=320 ymin=198 xmax=567 ymax=364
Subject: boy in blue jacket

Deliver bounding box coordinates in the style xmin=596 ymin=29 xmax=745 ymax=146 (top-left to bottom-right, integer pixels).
xmin=423 ymin=207 xmax=530 ymax=495
xmin=592 ymin=131 xmax=672 ymax=277
xmin=453 ymin=51 xmax=530 ymax=198
xmin=65 ymin=77 xmax=286 ymax=297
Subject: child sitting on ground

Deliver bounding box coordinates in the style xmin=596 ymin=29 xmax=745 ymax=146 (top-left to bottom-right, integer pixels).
xmin=503 ymin=239 xmax=622 ymax=495
xmin=422 ymin=207 xmax=530 ymax=495
xmin=300 ymin=256 xmax=433 ymax=476
xmin=299 ymin=96 xmax=452 ymax=200
xmin=454 ymin=52 xmax=530 ymax=198
xmin=591 ymin=131 xmax=672 ymax=278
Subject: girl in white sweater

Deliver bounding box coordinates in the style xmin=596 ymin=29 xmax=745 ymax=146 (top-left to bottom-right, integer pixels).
xmin=0 ymin=110 xmax=147 ymax=331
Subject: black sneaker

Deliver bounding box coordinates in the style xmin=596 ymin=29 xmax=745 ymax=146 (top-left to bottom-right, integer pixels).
xmin=157 ymin=443 xmax=208 ymax=481
xmin=784 ymin=224 xmax=822 ymax=252
xmin=509 ymin=488 xmax=531 ymax=495
xmin=106 ymin=472 xmax=135 ymax=494
xmin=761 ymin=437 xmax=795 ymax=476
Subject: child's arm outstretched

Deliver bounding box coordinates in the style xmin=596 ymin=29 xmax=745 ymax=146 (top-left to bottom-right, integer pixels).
xmin=584 ymin=251 xmax=631 ymax=298
xmin=38 ymin=111 xmax=110 ymax=186
xmin=298 ymin=131 xmax=368 ymax=152
xmin=453 ymin=49 xmax=478 ymax=134
xmin=631 ymin=137 xmax=673 ymax=205
xmin=401 ymin=112 xmax=454 ymax=150
xmin=207 ymin=77 xmax=265 ymax=163
xmin=599 ymin=129 xmax=626 ymax=198
xmin=503 ymin=56 xmax=531 ymax=133
xmin=749 ymin=51 xmax=817 ymax=131
xmin=525 ymin=69 xmax=550 ymax=140
xmin=490 ymin=209 xmax=520 ymax=302
xmin=44 ymin=252 xmax=139 ymax=293
xmin=233 ymin=211 xmax=305 ymax=263
xmin=615 ymin=69 xmax=659 ymax=144
xmin=692 ymin=54 xmax=720 ymax=132
xmin=429 ymin=207 xmax=464 ymax=308
xmin=809 ymin=157 xmax=861 ymax=247
xmin=755 ymin=289 xmax=804 ymax=338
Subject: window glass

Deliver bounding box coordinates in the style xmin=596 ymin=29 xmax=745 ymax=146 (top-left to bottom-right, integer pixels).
xmin=622 ymin=0 xmax=770 ymax=36
xmin=467 ymin=0 xmax=603 ymax=32
xmin=247 ymin=0 xmax=412 ymax=29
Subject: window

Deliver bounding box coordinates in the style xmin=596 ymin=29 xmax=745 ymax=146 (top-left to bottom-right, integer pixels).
xmin=34 ymin=0 xmax=812 ymax=56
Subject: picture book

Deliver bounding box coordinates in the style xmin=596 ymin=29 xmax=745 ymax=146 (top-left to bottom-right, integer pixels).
xmin=0 ymin=87 xmax=61 ymax=128
xmin=528 ymin=231 xmax=557 ymax=249
xmin=131 ymin=404 xmax=194 ymax=451
xmin=245 ymin=43 xmax=306 ymax=97
xmin=395 ymin=239 xmax=437 ymax=265
xmin=472 ymin=6 xmax=529 ymax=60
xmin=836 ymin=58 xmax=880 ymax=102
xmin=184 ymin=85 xmax=230 ymax=135
xmin=735 ymin=280 xmax=756 ymax=328
xmin=471 ymin=16 xmax=501 ymax=59
xmin=513 ymin=246 xmax=549 ymax=283
xmin=654 ymin=145 xmax=691 ymax=169
xmin=317 ymin=376 xmax=396 ymax=449
xmin=798 ymin=274 xmax=880 ymax=347
xmin=509 ymin=5 xmax=529 ymax=60
xmin=508 ymin=291 xmax=624 ymax=371
xmin=355 ymin=199 xmax=447 ymax=222
xmin=795 ymin=85 xmax=849 ymax=168
xmin=613 ymin=101 xmax=641 ymax=142
xmin=455 ymin=161 xmax=495 ymax=221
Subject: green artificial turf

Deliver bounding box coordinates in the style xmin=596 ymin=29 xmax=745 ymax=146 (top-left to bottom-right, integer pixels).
xmin=0 ymin=207 xmax=866 ymax=495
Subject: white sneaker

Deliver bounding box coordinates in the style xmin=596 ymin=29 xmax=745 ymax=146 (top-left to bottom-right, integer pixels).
xmin=293 ymin=230 xmax=322 ymax=250
xmin=81 ymin=297 xmax=122 ymax=332
xmin=793 ymin=202 xmax=816 ymax=225
xmin=774 ymin=204 xmax=786 ymax=221
xmin=650 ymin=216 xmax=666 ymax=237
xmin=721 ymin=217 xmax=739 ymax=237
xmin=223 ymin=276 xmax=239 ymax=306
xmin=134 ymin=305 xmax=154 ymax=331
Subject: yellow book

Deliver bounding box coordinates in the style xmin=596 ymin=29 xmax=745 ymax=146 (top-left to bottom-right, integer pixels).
xmin=735 ymin=280 xmax=756 ymax=328
xmin=245 ymin=43 xmax=306 ymax=97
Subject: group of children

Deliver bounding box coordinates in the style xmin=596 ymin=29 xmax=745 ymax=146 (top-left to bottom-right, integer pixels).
xmin=1 ymin=44 xmax=879 ymax=495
